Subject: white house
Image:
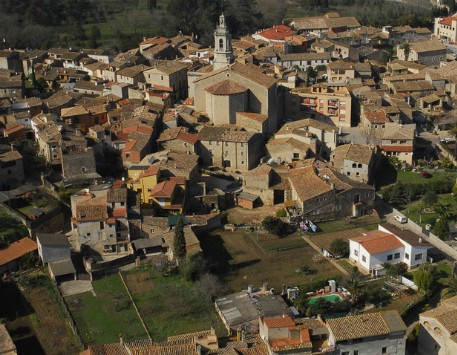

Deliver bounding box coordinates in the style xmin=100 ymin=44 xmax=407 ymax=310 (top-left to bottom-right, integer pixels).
xmin=349 ymin=224 xmax=432 ymax=274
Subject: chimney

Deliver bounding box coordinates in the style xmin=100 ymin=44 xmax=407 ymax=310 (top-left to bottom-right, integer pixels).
xmin=119 ymin=334 xmax=123 ymax=344
xmin=236 ymin=327 xmax=241 ymax=341
xmin=419 ymin=237 xmax=423 ymax=243
xmin=262 ymin=281 xmax=269 ymax=292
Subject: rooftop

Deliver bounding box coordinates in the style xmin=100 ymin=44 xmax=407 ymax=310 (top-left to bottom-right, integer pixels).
xmin=350 ymin=230 xmax=404 ymax=254
xmin=0 ymin=237 xmax=37 ymax=266
xmin=37 ymin=233 xmax=71 ymax=247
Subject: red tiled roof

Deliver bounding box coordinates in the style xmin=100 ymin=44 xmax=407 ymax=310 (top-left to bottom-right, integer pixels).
xmin=123 ymin=125 xmax=153 ymax=135
xmin=150 ymin=180 xmax=177 ymax=198
xmin=122 ymin=140 xmax=137 ymax=152
xmin=257 ymin=25 xmax=297 ymax=41
xmin=4 ymin=124 xmax=25 ymax=135
xmin=350 ymin=230 xmax=404 ymax=254
xmin=381 ymin=145 xmax=413 ymax=152
xmin=106 ymin=218 xmax=116 ymax=224
xmin=139 ymin=166 xmax=160 ymax=178
xmin=170 ymin=176 xmax=186 ymax=185
xmin=76 ymin=204 xmax=107 ymax=222
xmin=205 ymin=79 xmax=248 ymax=95
xmin=177 ymin=131 xmax=197 ymax=145
xmin=264 ymin=316 xmax=296 ymax=328
xmin=439 ymin=17 xmax=457 ymax=26
xmin=364 ymin=110 xmax=388 ymax=124
xmin=113 ymin=207 xmax=127 ymax=218
xmin=151 ymin=84 xmax=173 ymax=92
xmin=0 ymin=237 xmax=37 ymax=266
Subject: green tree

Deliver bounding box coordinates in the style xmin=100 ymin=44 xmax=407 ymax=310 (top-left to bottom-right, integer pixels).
xmin=422 ymin=190 xmax=437 ymax=207
xmin=434 ymin=217 xmax=450 ymax=240
xmin=330 ymin=238 xmax=349 ymax=258
xmin=414 ymin=264 xmax=436 ymax=296
xmin=344 ymin=267 xmax=364 ymax=305
xmin=262 ymin=216 xmax=287 ymax=236
xmin=383 ymin=262 xmax=408 ymax=278
xmin=88 ymin=25 xmax=101 ymax=48
xmin=173 ymin=218 xmax=186 ymax=260
xmin=434 ymin=202 xmax=453 ymax=220
xmin=441 ymin=277 xmax=457 ymax=300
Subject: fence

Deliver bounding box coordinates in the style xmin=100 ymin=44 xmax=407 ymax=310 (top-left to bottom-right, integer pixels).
xmin=51 ymin=280 xmax=86 ymax=350
xmin=399 ymin=276 xmax=418 ymax=291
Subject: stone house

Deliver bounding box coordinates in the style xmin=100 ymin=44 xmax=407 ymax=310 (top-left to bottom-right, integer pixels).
xmin=326 ymin=311 xmax=406 ymax=355
xmin=326 ymin=60 xmax=356 ymax=85
xmin=242 ymin=164 xmax=283 ymax=206
xmin=193 ymin=63 xmax=282 ymax=133
xmin=0 ymin=150 xmax=24 ymax=190
xmin=434 ymin=15 xmax=457 ymax=43
xmin=127 ymin=165 xmax=160 ymax=205
xmin=143 ymin=61 xmax=188 ymax=100
xmin=0 ymin=50 xmax=21 ymax=72
xmin=274 ymin=118 xmax=338 ymax=159
xmin=418 ymin=295 xmax=457 ymax=355
xmin=156 ymin=127 xmax=198 ymax=154
xmin=286 ymin=84 xmax=352 ymax=127
xmin=288 ymin=165 xmax=374 ymax=221
xmin=331 ymin=143 xmax=376 ymax=183
xmin=276 ymin=52 xmax=331 ymax=70
xmin=198 ymin=126 xmax=263 ymax=171
xmin=235 ymin=112 xmax=269 ymax=135
xmin=115 ymin=65 xmax=148 ymax=86
xmin=290 ymin=13 xmax=361 ymax=35
xmin=266 ymin=136 xmax=311 ymax=163
xmin=381 ymin=122 xmax=415 ymax=165
xmin=121 ymin=127 xmax=154 ymax=166
xmin=36 ymin=124 xmax=62 ymax=165
xmin=396 ymin=40 xmax=447 ymax=67
xmin=0 ymin=74 xmax=24 ymax=99
xmin=60 ymin=105 xmax=108 ymax=134
xmin=62 ymin=147 xmax=100 ymax=186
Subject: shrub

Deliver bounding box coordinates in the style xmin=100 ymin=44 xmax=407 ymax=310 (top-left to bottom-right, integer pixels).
xmin=276 ymin=209 xmax=287 ymax=218
xmin=330 ymin=238 xmax=349 ymax=258
xmin=262 ymin=216 xmax=288 ymax=237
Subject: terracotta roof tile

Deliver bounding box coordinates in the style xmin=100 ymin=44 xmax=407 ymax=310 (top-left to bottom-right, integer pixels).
xmin=0 ymin=237 xmax=37 ymax=266
xmin=350 ymin=230 xmax=404 ymax=254
xmin=150 ymin=180 xmax=177 ymax=198
xmin=205 ymin=80 xmax=248 ymax=95
xmin=263 ymin=316 xmax=296 ymax=328
xmin=256 ymin=25 xmax=297 ymax=41
xmin=327 ymin=312 xmax=393 ymax=341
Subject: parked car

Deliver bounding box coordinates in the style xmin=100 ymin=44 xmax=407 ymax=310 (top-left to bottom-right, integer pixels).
xmin=421 ymin=171 xmax=432 ymax=179
xmin=394 ymin=215 xmax=408 ymax=224
xmin=440 ymin=137 xmax=455 ymax=143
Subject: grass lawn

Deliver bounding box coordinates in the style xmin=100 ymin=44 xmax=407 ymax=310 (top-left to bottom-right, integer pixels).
xmin=123 ymin=266 xmax=226 ymax=341
xmin=311 ymin=214 xmax=381 ymax=234
xmin=401 ymin=193 xmax=457 ymax=228
xmin=397 ymin=171 xmax=457 ymax=185
xmin=199 ymin=230 xmax=343 ymax=293
xmin=65 ymin=273 xmax=147 ymax=345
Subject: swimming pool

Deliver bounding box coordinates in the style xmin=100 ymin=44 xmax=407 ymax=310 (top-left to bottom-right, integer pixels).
xmin=308 ymin=294 xmax=343 ymax=305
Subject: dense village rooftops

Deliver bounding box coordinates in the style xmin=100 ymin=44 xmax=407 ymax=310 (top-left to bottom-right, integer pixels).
xmin=61 ymin=105 xmax=89 ymax=117
xmin=288 ymin=166 xmax=331 ymax=201
xmin=350 ymin=230 xmax=404 ymax=254
xmin=107 ymin=188 xmax=127 ymax=203
xmin=327 ymin=311 xmax=406 ymax=341
xmin=268 ymin=137 xmax=310 ymax=151
xmin=150 ymin=180 xmax=177 ymax=198
xmin=205 ymin=80 xmax=248 ymax=95
xmin=363 ymin=109 xmax=388 ymax=124
xmin=0 ymin=237 xmax=37 ymax=266
xmin=276 ymin=118 xmax=338 ymax=135
xmin=263 ymin=316 xmax=296 ymax=328
xmin=140 ymin=36 xmax=170 ymax=46
xmin=279 ymin=52 xmax=331 ymax=61
xmin=328 ymin=60 xmax=355 ymax=70
xmin=292 ymin=13 xmax=360 ymax=30
xmin=116 ymin=65 xmax=149 ymax=78
xmin=147 ymin=60 xmax=188 ymax=74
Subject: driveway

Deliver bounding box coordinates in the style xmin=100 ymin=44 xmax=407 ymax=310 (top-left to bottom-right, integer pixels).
xmin=59 ymin=280 xmax=93 ymax=297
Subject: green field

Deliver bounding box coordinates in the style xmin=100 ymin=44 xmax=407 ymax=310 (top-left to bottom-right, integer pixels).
xmin=65 ymin=274 xmax=147 ymax=345
xmin=401 ymin=193 xmax=457 ymax=227
xmin=122 ymin=266 xmax=226 ymax=341
xmin=0 ymin=204 xmax=29 ymax=243
xmin=397 ymin=171 xmax=457 ymax=185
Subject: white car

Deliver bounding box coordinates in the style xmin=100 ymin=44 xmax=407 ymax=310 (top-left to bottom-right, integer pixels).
xmin=441 ymin=137 xmax=455 ymax=143
xmin=394 ymin=215 xmax=408 ymax=224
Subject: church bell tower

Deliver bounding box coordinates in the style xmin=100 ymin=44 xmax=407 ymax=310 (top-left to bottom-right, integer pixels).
xmin=213 ymin=14 xmax=233 ymax=70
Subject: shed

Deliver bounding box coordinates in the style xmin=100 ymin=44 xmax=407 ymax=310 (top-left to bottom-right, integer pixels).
xmin=48 ymin=258 xmax=77 ymax=283
xmin=131 ymin=237 xmax=165 ymax=256
xmin=237 ymin=191 xmax=260 ymax=209
xmin=36 ymin=233 xmax=71 ymax=264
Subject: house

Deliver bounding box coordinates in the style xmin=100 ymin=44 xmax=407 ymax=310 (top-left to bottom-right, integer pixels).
xmin=70 ymin=185 xmax=131 ymax=254
xmin=381 ymin=122 xmax=415 ymax=165
xmin=156 ymin=126 xmax=198 ymax=154
xmin=290 ymin=13 xmax=361 ymax=35
xmin=274 ymin=118 xmax=338 ymax=159
xmin=286 ymin=84 xmax=353 ymax=127
xmin=149 ymin=180 xmax=184 ymax=214
xmin=326 ymin=60 xmax=356 ymax=85
xmin=236 ymin=191 xmax=260 ymax=209
xmin=193 ymin=62 xmax=281 ymax=133
xmin=3 ymin=123 xmax=26 ymax=142
xmin=396 ymin=40 xmax=447 ymax=67
xmin=0 ymin=50 xmax=21 ymax=72
xmin=0 ymin=237 xmax=37 ymax=273
xmin=35 ymin=124 xmax=62 ymax=165
xmin=288 ymin=165 xmax=374 ymax=221
xmin=198 ymin=126 xmax=263 ymax=171
xmin=61 ymin=147 xmax=101 ymax=186
xmin=383 ymin=25 xmax=432 ymax=45
xmin=121 ymin=129 xmax=154 ymax=166
xmin=36 ymin=233 xmax=71 ymax=264
xmin=60 ymin=105 xmax=108 ymax=134
xmin=143 ymin=60 xmax=188 ymax=100
xmin=252 ymin=25 xmax=297 ymax=44
xmin=434 ymin=15 xmax=457 ymax=43
xmin=259 ymin=316 xmax=313 ymax=354
xmin=418 ymin=295 xmax=457 ymax=355
xmin=326 ymin=310 xmax=407 ymax=355
xmin=0 ymin=150 xmax=24 ymax=190
xmin=276 ymin=52 xmax=331 ymax=70
xmin=215 ymin=288 xmax=292 ymax=333
xmin=331 ymin=144 xmax=376 ymax=183
xmin=266 ymin=136 xmax=312 ymax=163
xmin=349 ymin=224 xmax=432 ymax=274
xmin=115 ymin=64 xmax=148 ymax=86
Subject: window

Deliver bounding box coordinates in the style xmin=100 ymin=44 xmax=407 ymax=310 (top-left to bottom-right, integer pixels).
xmin=382 ymin=348 xmax=387 ymax=354
xmin=352 ymin=163 xmax=357 ymax=168
xmin=347 ymin=172 xmax=350 ymax=176
xmin=405 ymin=253 xmax=410 ymax=260
xmin=356 ymin=172 xmax=360 ymax=177
xmin=394 ymin=253 xmax=400 ymax=259
xmin=87 ymin=233 xmax=91 ymax=237
xmin=342 ymin=352 xmax=349 ymax=355
xmin=415 ymin=253 xmax=423 ymax=260
xmin=354 ymin=351 xmax=359 ymax=355
xmin=362 ymin=255 xmax=366 ymax=262
xmin=354 ymin=250 xmax=358 ymax=256
xmin=150 ymin=227 xmax=155 ymax=233
xmin=387 ymin=254 xmax=393 ymax=261
xmin=358 ymin=163 xmax=362 ymax=168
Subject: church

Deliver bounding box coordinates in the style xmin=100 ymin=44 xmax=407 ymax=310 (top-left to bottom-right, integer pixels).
xmin=189 ymin=14 xmax=283 ymax=134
